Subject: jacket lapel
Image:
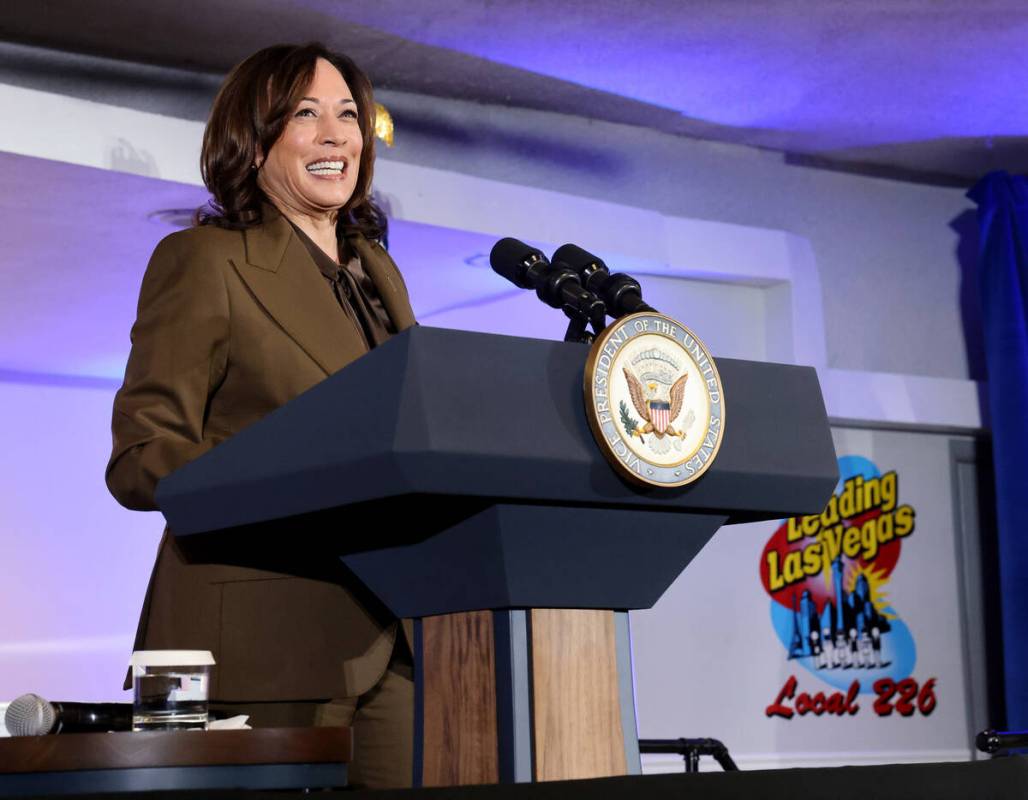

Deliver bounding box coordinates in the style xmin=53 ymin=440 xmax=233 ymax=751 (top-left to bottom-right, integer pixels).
xmin=349 ymin=236 xmax=417 ymax=332
xmin=231 ymin=208 xmax=366 ymax=376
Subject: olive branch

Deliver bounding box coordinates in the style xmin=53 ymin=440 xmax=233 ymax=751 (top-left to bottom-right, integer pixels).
xmin=619 ymin=400 xmax=639 ymax=439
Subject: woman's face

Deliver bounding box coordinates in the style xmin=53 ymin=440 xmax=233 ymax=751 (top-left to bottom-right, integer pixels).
xmin=257 ymin=58 xmax=363 ymax=218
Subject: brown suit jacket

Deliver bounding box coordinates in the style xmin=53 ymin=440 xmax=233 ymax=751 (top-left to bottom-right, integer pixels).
xmin=106 ymin=205 xmax=416 ymax=702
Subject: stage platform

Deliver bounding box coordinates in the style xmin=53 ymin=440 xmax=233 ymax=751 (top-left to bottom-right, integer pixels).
xmin=8 ymin=756 xmax=1026 ymax=799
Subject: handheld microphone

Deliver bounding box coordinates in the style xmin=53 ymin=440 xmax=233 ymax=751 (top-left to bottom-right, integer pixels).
xmin=552 ymin=243 xmax=656 ymax=318
xmin=976 ymin=729 xmax=1028 ymax=754
xmin=490 ymin=238 xmax=607 ymax=326
xmin=5 ymin=693 xmax=133 ymax=735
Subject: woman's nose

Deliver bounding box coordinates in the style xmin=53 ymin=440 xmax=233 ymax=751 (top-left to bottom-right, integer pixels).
xmin=319 ymin=116 xmax=348 ymax=145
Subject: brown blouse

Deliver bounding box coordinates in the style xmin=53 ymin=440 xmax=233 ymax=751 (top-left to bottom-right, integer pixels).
xmin=288 ymin=221 xmax=397 ymax=350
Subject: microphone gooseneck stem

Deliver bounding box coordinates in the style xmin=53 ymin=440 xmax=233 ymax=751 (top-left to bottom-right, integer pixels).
xmin=563 ymin=306 xmax=595 ymax=344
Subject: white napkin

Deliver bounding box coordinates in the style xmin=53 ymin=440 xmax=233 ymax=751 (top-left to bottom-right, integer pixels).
xmin=207 ymin=714 xmax=251 ymax=730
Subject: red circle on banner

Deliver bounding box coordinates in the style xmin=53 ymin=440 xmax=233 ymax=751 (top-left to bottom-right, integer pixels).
xmin=759 ymin=507 xmax=902 ymax=612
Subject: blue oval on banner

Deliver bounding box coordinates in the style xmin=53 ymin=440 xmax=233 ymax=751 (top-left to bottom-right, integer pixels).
xmin=769 ymin=600 xmax=917 ymax=693
xmin=765 ymin=453 xmax=917 ymax=693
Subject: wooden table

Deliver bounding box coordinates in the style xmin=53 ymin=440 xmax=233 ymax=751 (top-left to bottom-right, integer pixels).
xmin=0 ymin=727 xmax=351 ymax=796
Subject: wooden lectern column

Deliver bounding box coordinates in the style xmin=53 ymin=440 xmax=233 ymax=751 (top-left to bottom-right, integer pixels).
xmin=530 ymin=609 xmax=627 ymax=781
xmin=421 ymin=612 xmax=500 ymax=786
xmin=416 ymin=608 xmax=630 ymax=787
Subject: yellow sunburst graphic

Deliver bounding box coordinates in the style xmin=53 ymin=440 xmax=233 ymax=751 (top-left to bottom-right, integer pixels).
xmin=844 ymin=562 xmax=897 ymax=620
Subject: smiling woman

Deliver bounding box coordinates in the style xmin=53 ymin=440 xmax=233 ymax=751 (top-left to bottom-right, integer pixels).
xmin=198 ymin=44 xmax=384 ymax=242
xmin=256 ymin=59 xmax=364 ymax=229
xmin=105 ymin=43 xmax=416 ymax=790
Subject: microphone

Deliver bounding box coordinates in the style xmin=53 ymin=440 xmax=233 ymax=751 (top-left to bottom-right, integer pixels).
xmin=552 ymin=243 xmax=656 ymax=318
xmin=976 ymin=729 xmax=1028 ymax=754
xmin=490 ymin=238 xmax=607 ymax=336
xmin=5 ymin=693 xmax=132 ymax=735
xmin=490 ymin=238 xmax=607 ymax=318
xmin=489 ymin=237 xmax=550 ymax=291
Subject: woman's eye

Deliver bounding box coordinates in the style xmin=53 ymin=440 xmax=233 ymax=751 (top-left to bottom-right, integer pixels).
xmin=295 ymin=107 xmax=316 ymax=118
xmin=340 ymin=109 xmax=358 ymax=120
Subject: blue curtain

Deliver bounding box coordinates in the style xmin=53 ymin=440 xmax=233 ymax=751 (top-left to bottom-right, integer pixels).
xmin=969 ymin=171 xmax=1028 ymax=730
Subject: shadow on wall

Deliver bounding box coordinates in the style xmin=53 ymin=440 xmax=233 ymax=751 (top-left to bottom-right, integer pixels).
xmin=787 ymin=136 xmax=1028 ymax=188
xmin=108 ymin=138 xmax=160 ymax=178
xmin=0 ymin=40 xmax=221 ymax=121
xmin=384 ymin=100 xmax=627 ymax=178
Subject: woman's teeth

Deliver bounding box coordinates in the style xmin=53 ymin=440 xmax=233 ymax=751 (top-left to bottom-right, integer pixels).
xmin=307 ymin=161 xmax=345 ymax=175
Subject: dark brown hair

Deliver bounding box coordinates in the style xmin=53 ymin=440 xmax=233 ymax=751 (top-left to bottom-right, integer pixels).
xmin=197 ymin=42 xmax=386 ymax=242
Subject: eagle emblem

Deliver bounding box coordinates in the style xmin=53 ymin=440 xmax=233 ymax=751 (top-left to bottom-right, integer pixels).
xmin=584 ymin=312 xmax=725 ymax=487
xmin=620 ymin=348 xmax=696 ymax=455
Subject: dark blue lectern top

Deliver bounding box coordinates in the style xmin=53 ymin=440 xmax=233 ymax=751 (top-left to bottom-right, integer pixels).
xmin=157 ymin=326 xmax=837 ymax=537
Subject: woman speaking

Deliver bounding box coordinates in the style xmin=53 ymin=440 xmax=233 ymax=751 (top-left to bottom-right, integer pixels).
xmin=105 ymin=43 xmax=415 ymax=789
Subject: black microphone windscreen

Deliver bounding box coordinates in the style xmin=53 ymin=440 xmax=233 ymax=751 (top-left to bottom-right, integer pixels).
xmin=553 ymin=243 xmax=606 ymax=272
xmin=490 ymin=238 xmax=545 ymax=288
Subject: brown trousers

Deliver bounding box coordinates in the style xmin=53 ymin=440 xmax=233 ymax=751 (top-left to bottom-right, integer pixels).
xmin=209 ymin=658 xmax=414 ymax=790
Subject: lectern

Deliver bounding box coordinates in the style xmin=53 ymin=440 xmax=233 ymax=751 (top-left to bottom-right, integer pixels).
xmin=157 ymin=327 xmax=837 ymax=786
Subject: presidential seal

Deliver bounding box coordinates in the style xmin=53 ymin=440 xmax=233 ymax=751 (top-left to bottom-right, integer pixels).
xmin=584 ymin=312 xmax=725 ymax=487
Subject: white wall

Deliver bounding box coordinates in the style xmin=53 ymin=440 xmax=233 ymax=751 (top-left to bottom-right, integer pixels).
xmin=0 ymin=378 xmax=163 ymax=701
xmin=373 ymin=88 xmax=981 ymax=382
xmin=632 ymin=427 xmax=981 ymax=770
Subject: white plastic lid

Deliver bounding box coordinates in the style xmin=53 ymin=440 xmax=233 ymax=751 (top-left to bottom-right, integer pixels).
xmin=129 ymin=650 xmax=215 ymax=667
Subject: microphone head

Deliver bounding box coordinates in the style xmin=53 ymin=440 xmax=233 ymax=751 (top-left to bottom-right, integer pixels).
xmin=552 ymin=243 xmax=608 ymax=275
xmin=490 ymin=238 xmax=548 ymax=289
xmin=976 ymin=730 xmax=999 ymax=754
xmin=5 ymin=693 xmax=55 ymax=736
